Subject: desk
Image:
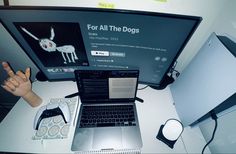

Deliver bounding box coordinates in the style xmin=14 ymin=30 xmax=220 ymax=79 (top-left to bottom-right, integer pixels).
xmin=0 ymin=81 xmax=209 ymax=153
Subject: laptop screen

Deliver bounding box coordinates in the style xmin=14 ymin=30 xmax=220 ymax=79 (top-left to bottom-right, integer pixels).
xmin=75 ymin=69 xmax=139 ymax=103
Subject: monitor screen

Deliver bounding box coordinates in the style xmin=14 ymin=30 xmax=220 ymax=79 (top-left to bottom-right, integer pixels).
xmin=0 ymin=6 xmax=201 ymax=87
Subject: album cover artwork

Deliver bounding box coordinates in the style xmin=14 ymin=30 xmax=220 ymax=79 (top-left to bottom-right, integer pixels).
xmin=15 ymin=22 xmax=89 ymax=67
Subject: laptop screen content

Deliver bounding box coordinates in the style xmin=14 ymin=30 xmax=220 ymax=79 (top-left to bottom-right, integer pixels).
xmin=75 ymin=69 xmax=139 ymax=103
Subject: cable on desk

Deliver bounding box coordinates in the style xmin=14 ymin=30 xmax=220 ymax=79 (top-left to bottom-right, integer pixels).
xmin=169 ymin=61 xmax=180 ymax=80
xmin=138 ymin=85 xmax=149 ymax=90
xmin=201 ymin=111 xmax=218 ymax=154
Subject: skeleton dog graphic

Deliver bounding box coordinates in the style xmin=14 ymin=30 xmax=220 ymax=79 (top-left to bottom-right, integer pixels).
xmin=21 ymin=27 xmax=78 ymax=64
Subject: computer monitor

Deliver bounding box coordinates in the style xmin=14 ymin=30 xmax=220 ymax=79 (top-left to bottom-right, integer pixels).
xmin=0 ymin=6 xmax=201 ymax=88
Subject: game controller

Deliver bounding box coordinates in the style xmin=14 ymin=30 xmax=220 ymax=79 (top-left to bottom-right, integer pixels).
xmin=34 ymin=101 xmax=70 ymax=130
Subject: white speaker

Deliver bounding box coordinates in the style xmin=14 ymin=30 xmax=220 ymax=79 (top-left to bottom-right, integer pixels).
xmin=171 ymin=32 xmax=236 ymax=126
xmin=156 ymin=119 xmax=184 ymax=148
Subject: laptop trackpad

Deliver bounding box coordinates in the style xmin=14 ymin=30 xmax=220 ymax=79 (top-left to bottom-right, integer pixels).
xmin=93 ymin=128 xmax=122 ymax=150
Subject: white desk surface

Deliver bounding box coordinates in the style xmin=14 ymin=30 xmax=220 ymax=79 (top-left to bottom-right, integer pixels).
xmin=0 ymin=81 xmax=209 ymax=153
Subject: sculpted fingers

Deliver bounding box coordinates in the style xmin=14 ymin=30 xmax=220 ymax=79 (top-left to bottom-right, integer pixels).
xmin=12 ymin=75 xmax=24 ymax=84
xmin=3 ymin=79 xmax=16 ymax=92
xmin=2 ymin=62 xmax=30 ymax=81
xmin=25 ymin=67 xmax=31 ymax=79
xmin=1 ymin=62 xmax=33 ymax=97
xmin=2 ymin=61 xmax=15 ymax=77
xmin=1 ymin=84 xmax=12 ymax=93
xmin=16 ymin=70 xmax=27 ymax=82
xmin=8 ymin=77 xmax=20 ymax=87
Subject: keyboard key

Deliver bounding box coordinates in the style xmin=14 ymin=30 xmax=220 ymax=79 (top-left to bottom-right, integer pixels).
xmin=79 ymin=105 xmax=136 ymax=128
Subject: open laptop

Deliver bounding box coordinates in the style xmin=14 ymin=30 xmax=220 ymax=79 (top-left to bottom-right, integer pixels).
xmin=71 ymin=68 xmax=143 ymax=152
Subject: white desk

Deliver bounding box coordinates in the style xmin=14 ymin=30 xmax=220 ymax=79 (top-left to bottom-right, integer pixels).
xmin=0 ymin=81 xmax=209 ymax=153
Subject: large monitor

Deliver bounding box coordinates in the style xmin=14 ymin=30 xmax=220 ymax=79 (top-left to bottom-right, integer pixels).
xmin=0 ymin=6 xmax=201 ymax=88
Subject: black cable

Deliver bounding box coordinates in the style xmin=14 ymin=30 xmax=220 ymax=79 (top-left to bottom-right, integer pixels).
xmin=3 ymin=0 xmax=9 ymax=6
xmin=201 ymin=112 xmax=218 ymax=154
xmin=169 ymin=61 xmax=180 ymax=79
xmin=169 ymin=61 xmax=177 ymax=74
xmin=172 ymin=70 xmax=180 ymax=77
xmin=138 ymin=85 xmax=149 ymax=90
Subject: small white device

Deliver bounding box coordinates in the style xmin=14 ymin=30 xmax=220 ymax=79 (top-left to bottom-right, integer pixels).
xmin=156 ymin=119 xmax=184 ymax=148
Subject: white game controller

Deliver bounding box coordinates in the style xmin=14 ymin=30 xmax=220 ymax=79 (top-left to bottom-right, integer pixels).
xmin=34 ymin=101 xmax=70 ymax=130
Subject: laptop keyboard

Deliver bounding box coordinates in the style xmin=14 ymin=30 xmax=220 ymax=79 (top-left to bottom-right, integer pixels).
xmin=79 ymin=105 xmax=136 ymax=128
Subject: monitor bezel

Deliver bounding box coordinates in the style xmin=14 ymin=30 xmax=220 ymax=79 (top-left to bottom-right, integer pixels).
xmin=0 ymin=6 xmax=202 ymax=88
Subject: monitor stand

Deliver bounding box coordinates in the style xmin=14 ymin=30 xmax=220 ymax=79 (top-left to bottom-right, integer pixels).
xmin=36 ymin=71 xmax=48 ymax=82
xmin=150 ymin=75 xmax=175 ymax=90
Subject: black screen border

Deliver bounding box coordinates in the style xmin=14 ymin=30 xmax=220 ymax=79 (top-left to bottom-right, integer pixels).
xmin=0 ymin=6 xmax=202 ymax=88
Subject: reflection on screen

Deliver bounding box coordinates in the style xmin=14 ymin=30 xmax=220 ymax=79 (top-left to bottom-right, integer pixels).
xmin=109 ymin=78 xmax=137 ymax=99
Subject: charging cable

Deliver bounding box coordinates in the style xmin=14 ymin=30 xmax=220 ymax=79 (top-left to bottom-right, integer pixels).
xmin=201 ymin=111 xmax=218 ymax=154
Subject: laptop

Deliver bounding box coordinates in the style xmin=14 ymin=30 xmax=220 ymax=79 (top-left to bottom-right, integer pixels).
xmin=71 ymin=68 xmax=143 ymax=152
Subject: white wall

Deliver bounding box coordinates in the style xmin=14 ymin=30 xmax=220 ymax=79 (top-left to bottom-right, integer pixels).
xmin=198 ymin=1 xmax=236 ymax=153
xmin=210 ymin=0 xmax=236 ymax=36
